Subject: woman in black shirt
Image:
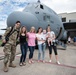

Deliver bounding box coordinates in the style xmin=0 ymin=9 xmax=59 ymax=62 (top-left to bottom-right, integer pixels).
xmin=19 ymin=26 xmax=28 ymax=66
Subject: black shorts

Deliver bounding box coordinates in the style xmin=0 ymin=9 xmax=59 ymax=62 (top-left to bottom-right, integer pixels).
xmin=48 ymin=45 xmax=58 ymax=55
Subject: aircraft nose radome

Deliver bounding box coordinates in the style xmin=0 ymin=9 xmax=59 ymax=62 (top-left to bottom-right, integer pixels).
xmin=7 ymin=11 xmax=39 ymax=29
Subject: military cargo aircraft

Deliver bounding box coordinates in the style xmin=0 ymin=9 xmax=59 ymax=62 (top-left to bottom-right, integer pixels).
xmin=6 ymin=0 xmax=67 ymax=49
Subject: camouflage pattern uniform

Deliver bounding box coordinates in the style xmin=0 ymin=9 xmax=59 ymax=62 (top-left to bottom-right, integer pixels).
xmin=2 ymin=26 xmax=19 ymax=64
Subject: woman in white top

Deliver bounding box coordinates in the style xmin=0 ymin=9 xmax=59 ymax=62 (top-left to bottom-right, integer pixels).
xmin=47 ymin=27 xmax=60 ymax=64
xmin=36 ymin=27 xmax=46 ymax=62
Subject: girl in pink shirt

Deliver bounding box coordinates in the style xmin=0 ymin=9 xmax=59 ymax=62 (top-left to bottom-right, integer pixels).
xmin=27 ymin=27 xmax=36 ymax=64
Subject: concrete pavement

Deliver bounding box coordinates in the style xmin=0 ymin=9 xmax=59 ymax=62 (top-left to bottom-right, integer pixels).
xmin=0 ymin=45 xmax=76 ymax=75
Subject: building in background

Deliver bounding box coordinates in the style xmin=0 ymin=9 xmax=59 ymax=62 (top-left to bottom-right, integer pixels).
xmin=58 ymin=12 xmax=76 ymax=39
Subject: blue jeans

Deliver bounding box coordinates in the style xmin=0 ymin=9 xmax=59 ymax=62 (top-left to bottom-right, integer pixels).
xmin=28 ymin=46 xmax=35 ymax=59
xmin=20 ymin=42 xmax=28 ymax=63
xmin=38 ymin=43 xmax=46 ymax=60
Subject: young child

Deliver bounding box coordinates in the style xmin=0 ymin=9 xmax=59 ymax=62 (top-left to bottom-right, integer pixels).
xmin=41 ymin=30 xmax=47 ymax=42
xmin=47 ymin=32 xmax=53 ymax=46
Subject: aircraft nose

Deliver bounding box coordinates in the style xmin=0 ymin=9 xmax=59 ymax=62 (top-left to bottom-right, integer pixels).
xmin=7 ymin=11 xmax=39 ymax=30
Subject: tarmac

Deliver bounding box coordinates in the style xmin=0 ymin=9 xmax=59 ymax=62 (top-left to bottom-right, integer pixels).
xmin=0 ymin=44 xmax=76 ymax=75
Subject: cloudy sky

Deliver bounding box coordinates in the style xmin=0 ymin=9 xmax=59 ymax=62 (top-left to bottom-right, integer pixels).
xmin=0 ymin=0 xmax=76 ymax=31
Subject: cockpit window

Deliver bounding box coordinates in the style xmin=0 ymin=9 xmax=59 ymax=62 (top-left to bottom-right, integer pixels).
xmin=40 ymin=4 xmax=44 ymax=9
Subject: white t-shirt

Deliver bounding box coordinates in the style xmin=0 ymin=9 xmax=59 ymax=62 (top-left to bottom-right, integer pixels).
xmin=36 ymin=33 xmax=43 ymax=45
xmin=47 ymin=31 xmax=55 ymax=42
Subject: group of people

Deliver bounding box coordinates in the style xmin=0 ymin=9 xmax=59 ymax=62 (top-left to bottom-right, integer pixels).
xmin=2 ymin=21 xmax=60 ymax=72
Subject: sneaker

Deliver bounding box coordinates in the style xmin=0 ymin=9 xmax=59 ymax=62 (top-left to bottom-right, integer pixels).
xmin=23 ymin=62 xmax=26 ymax=66
xmin=43 ymin=60 xmax=45 ymax=63
xmin=38 ymin=60 xmax=40 ymax=63
xmin=31 ymin=60 xmax=34 ymax=63
xmin=19 ymin=63 xmax=23 ymax=66
xmin=56 ymin=61 xmax=60 ymax=64
xmin=49 ymin=60 xmax=52 ymax=63
xmin=29 ymin=60 xmax=32 ymax=64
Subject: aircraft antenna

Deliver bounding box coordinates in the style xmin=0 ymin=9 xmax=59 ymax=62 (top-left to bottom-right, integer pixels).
xmin=37 ymin=0 xmax=41 ymax=3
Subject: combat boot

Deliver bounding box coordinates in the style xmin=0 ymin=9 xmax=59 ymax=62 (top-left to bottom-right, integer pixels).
xmin=9 ymin=62 xmax=16 ymax=68
xmin=3 ymin=63 xmax=8 ymax=72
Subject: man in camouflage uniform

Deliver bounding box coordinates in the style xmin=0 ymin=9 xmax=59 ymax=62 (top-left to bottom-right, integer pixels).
xmin=2 ymin=21 xmax=21 ymax=72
